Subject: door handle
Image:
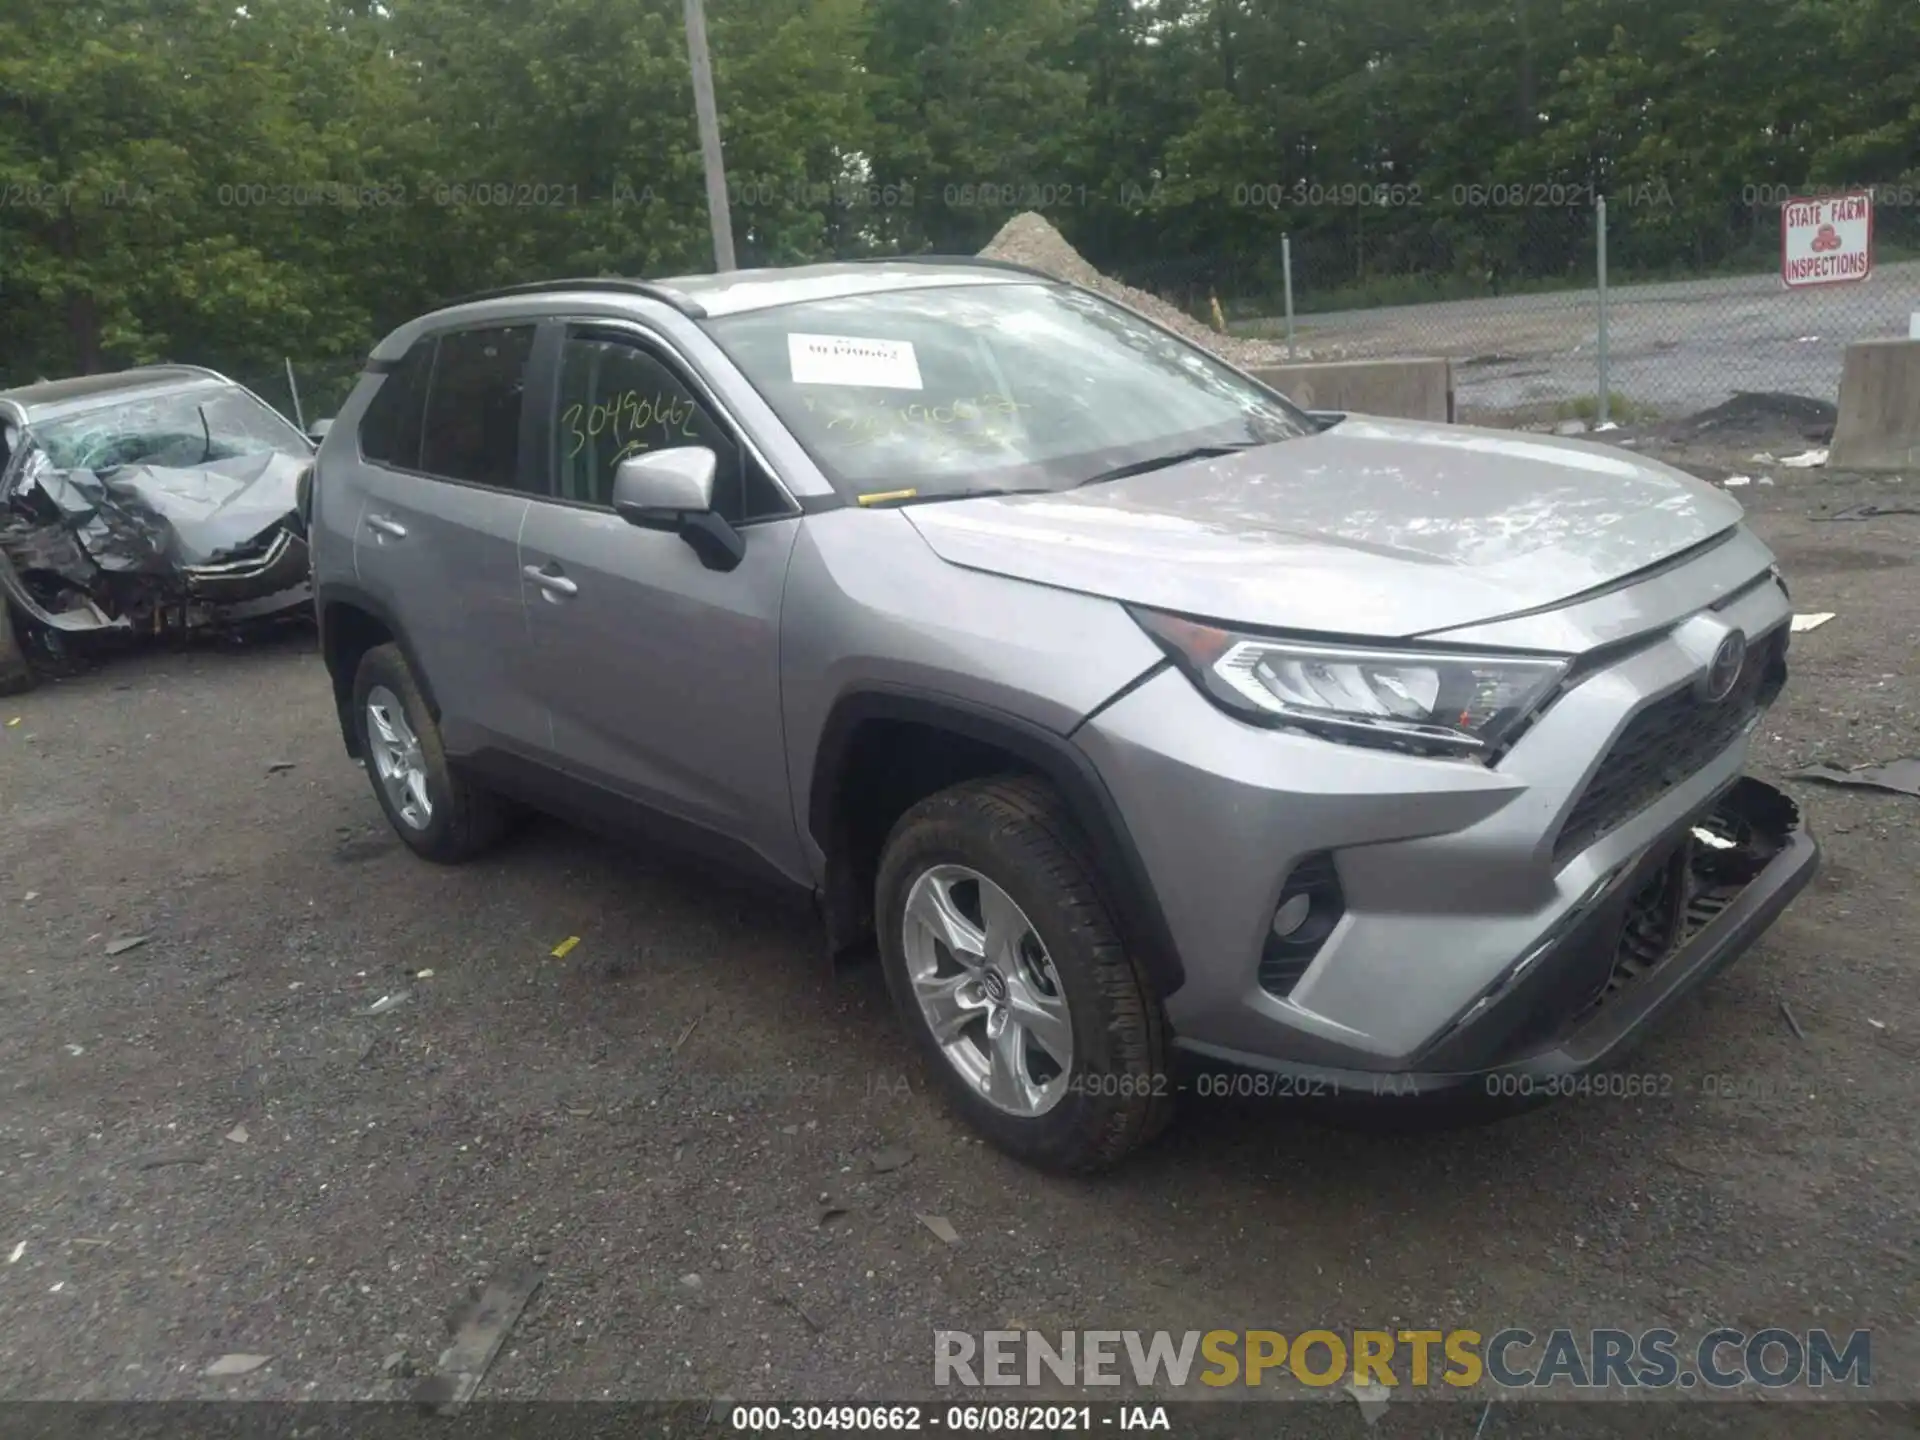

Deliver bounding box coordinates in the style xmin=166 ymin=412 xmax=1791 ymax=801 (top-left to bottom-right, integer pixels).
xmin=365 ymin=514 xmax=408 ymax=540
xmin=523 ymin=563 xmax=578 ymax=598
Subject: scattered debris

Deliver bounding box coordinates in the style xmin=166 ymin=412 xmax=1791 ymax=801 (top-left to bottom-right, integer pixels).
xmin=224 ymin=1125 xmax=249 ymax=1145
xmin=1553 ymin=419 xmax=1588 ymax=437
xmin=103 ymin=934 xmax=150 ymax=957
xmin=671 ymin=1010 xmax=706 ymax=1054
xmin=1816 ymin=501 xmax=1920 ymax=522
xmin=1781 ymin=1001 xmax=1808 ymax=1042
xmin=917 ymin=1214 xmax=961 ymax=1246
xmin=774 ymin=1291 xmax=827 ymax=1334
xmin=1752 ymin=452 xmax=1779 ymax=465
xmin=780 ymin=1124 xmax=799 ymax=1136
xmin=1788 ymin=758 xmax=1920 ymax=799
xmin=550 ymin=935 xmax=580 ymax=959
xmin=49 ymin=1281 xmax=63 ymax=1293
xmin=6 ymin=717 xmax=20 ymax=728
xmin=64 ymin=1044 xmax=84 ymax=1057
xmin=137 ymin=1152 xmax=209 ymax=1170
xmin=367 ymin=991 xmax=410 ymax=1016
xmin=868 ymin=1146 xmax=914 ymax=1174
xmin=414 ymin=968 xmax=435 ymax=980
xmin=411 ymin=1264 xmax=542 ymax=1409
xmin=1791 ymin=613 xmax=1836 ymax=633
xmin=1592 ymin=421 xmax=1620 ymax=433
xmin=7 ymin=1242 xmax=23 ymax=1264
xmin=679 ymin=1272 xmax=704 ymax=1290
xmin=265 ymin=761 xmax=297 ymax=774
xmin=1869 ymin=1019 xmax=1887 ymax=1031
xmin=1348 ymin=1377 xmax=1392 ymax=1425
xmin=1722 ymin=475 xmax=1753 ymax=488
xmin=204 ymin=1354 xmax=272 ymax=1377
xmin=23 ymin=891 xmax=37 ymax=902
xmin=1779 ymin=448 xmax=1829 ymax=468
xmin=383 ymin=1351 xmax=416 ymax=1378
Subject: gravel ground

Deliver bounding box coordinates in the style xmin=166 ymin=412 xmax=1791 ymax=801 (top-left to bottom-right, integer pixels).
xmin=2 ymin=463 xmax=1918 ymax=1434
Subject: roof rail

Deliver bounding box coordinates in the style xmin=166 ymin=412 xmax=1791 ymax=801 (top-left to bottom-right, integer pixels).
xmin=846 ymin=254 xmax=1055 ymax=281
xmin=444 ymin=276 xmax=707 ymax=318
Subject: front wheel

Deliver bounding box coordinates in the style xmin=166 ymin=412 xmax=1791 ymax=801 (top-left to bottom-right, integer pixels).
xmin=875 ymin=776 xmax=1173 ymax=1173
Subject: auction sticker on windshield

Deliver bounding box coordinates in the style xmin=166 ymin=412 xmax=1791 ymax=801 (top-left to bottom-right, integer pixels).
xmin=788 ymin=333 xmax=924 ymax=389
xmin=1780 ymin=190 xmax=1873 ymax=288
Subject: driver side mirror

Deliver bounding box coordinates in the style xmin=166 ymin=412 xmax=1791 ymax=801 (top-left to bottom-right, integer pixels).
xmin=611 ymin=446 xmax=744 ymax=572
xmin=307 ymin=418 xmax=333 ymax=444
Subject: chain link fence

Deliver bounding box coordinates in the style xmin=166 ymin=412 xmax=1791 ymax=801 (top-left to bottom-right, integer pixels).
xmin=1133 ymin=188 xmax=1920 ymax=430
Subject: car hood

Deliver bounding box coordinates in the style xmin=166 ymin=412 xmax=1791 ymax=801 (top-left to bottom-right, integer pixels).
xmin=901 ymin=417 xmax=1745 ymax=638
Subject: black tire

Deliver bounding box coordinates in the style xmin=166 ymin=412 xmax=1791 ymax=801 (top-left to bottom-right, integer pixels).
xmin=875 ymin=775 xmax=1174 ymax=1173
xmin=350 ymin=642 xmax=511 ymax=863
xmin=0 ymin=597 xmax=35 ymax=697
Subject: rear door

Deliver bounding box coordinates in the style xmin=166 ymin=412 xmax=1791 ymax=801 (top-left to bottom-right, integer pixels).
xmin=351 ymin=323 xmax=548 ymax=757
xmin=516 ymin=321 xmax=807 ymax=880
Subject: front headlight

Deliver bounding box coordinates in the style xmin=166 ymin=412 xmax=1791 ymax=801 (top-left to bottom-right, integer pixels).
xmin=1131 ymin=607 xmax=1570 ymax=757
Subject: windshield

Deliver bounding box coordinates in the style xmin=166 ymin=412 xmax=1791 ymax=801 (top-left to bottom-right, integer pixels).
xmin=29 ymin=385 xmax=309 ymax=473
xmin=704 ymin=282 xmax=1310 ymax=501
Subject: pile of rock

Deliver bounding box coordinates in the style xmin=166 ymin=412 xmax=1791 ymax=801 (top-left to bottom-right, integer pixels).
xmin=978 ymin=212 xmax=1290 ymax=368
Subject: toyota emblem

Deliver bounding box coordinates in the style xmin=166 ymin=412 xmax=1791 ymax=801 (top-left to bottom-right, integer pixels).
xmin=1701 ymin=630 xmax=1748 ymax=703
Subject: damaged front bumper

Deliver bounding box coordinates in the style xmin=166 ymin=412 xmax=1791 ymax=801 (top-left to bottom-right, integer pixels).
xmin=1180 ymin=777 xmax=1818 ymax=1101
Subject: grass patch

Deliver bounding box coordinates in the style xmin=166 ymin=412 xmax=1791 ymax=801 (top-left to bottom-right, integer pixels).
xmin=1554 ymin=392 xmax=1660 ymax=425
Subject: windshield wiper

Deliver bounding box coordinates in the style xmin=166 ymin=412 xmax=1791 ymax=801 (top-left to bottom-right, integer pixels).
xmin=1077 ymin=440 xmax=1264 ymax=488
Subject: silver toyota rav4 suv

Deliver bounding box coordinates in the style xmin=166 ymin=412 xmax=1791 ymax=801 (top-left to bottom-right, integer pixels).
xmin=308 ymin=259 xmax=1816 ymax=1172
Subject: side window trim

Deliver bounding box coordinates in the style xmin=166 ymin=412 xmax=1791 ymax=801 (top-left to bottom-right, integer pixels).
xmin=542 ymin=316 xmax=799 ymax=524
xmin=355 ymin=337 xmax=434 ymax=472
xmin=362 ymin=322 xmax=551 ymax=498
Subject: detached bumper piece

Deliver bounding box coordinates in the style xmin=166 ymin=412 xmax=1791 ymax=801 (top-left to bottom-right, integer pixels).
xmin=1415 ymin=776 xmax=1816 ymax=1089
xmin=1180 ymin=777 xmax=1816 ymax=1106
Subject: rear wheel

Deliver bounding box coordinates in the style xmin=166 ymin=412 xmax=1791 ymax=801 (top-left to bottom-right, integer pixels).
xmin=350 ymin=643 xmax=511 ymax=863
xmin=0 ymin=596 xmax=35 ymax=696
xmin=875 ymin=776 xmax=1173 ymax=1173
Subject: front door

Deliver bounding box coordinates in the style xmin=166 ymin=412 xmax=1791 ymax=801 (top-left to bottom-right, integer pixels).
xmin=518 ymin=323 xmax=806 ymax=881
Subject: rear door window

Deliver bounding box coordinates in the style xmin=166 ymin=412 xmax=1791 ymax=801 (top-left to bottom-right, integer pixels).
xmin=419 ymin=325 xmax=539 ymax=490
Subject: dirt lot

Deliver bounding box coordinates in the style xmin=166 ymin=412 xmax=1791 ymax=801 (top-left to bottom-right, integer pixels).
xmin=2 ymin=462 xmax=1918 ymax=1435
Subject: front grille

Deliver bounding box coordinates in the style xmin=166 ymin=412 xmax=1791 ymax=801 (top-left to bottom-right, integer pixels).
xmin=1552 ymin=628 xmax=1786 ymax=865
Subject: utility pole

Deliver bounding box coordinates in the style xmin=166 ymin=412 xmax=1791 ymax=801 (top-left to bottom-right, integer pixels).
xmin=683 ymin=0 xmax=736 ymax=271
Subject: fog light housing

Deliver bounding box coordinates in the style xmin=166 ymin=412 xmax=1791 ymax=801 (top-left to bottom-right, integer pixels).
xmin=1258 ymin=852 xmax=1345 ymax=999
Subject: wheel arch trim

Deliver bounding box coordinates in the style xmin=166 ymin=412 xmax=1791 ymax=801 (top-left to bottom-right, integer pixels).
xmin=807 ymin=686 xmax=1186 ymax=998
xmin=315 ymin=581 xmax=441 ymax=754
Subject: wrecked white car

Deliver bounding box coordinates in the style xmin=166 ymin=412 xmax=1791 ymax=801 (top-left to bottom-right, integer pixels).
xmin=0 ymin=366 xmax=318 ymax=684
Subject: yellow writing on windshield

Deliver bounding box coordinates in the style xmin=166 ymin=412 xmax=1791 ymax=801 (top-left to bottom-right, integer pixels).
xmin=804 ymin=392 xmax=1030 ymax=449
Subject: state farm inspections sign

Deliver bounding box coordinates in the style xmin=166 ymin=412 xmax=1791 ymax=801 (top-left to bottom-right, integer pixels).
xmin=1781 ymin=191 xmax=1873 ymax=288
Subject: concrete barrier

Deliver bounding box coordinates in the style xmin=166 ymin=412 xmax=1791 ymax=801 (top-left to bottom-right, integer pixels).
xmin=1248 ymin=357 xmax=1455 ymax=424
xmin=1829 ymin=338 xmax=1920 ymax=474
